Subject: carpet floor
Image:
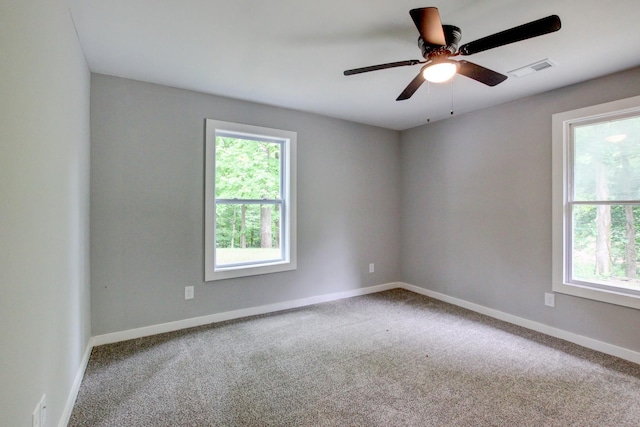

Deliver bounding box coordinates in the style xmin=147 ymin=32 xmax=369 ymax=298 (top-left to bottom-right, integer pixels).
xmin=68 ymin=289 xmax=640 ymax=426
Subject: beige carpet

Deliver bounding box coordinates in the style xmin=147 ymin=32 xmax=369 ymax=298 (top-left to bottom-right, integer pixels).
xmin=69 ymin=289 xmax=640 ymax=426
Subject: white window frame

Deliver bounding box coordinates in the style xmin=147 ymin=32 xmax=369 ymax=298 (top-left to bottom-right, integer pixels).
xmin=204 ymin=119 xmax=296 ymax=281
xmin=552 ymin=95 xmax=640 ymax=309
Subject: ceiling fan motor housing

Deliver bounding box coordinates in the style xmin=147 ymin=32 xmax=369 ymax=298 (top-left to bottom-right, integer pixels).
xmin=419 ymin=25 xmax=462 ymax=60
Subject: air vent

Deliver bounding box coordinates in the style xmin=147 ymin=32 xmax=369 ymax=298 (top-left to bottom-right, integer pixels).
xmin=508 ymin=58 xmax=557 ymax=78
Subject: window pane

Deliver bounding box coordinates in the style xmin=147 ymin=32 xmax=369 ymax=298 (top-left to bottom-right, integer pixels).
xmin=571 ymin=204 xmax=640 ymax=291
xmin=215 ymin=136 xmax=281 ymax=200
xmin=573 ymin=116 xmax=640 ymax=201
xmin=215 ymin=203 xmax=282 ymax=266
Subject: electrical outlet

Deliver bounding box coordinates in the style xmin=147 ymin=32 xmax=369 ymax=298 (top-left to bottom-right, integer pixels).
xmin=185 ymin=286 xmax=194 ymax=300
xmin=544 ymin=292 xmax=555 ymax=307
xmin=32 ymin=402 xmax=41 ymax=427
xmin=32 ymin=394 xmax=45 ymax=427
xmin=39 ymin=394 xmax=46 ymax=426
xmin=369 ymin=263 xmax=375 ymax=273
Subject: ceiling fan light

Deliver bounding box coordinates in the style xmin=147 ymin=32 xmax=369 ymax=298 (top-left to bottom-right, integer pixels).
xmin=422 ymin=61 xmax=458 ymax=83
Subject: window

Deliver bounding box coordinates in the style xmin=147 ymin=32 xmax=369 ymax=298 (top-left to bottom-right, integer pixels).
xmin=205 ymin=119 xmax=296 ymax=281
xmin=552 ymin=95 xmax=640 ymax=309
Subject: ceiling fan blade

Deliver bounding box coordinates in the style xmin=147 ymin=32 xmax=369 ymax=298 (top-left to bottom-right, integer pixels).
xmin=409 ymin=7 xmax=446 ymax=46
xmin=343 ymin=60 xmax=422 ymax=76
xmin=457 ymin=60 xmax=508 ymax=86
xmin=459 ymin=15 xmax=561 ymax=56
xmin=396 ymin=67 xmax=427 ymax=101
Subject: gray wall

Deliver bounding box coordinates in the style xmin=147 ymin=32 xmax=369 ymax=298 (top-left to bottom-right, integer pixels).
xmin=0 ymin=0 xmax=91 ymax=425
xmin=90 ymin=75 xmax=401 ymax=335
xmin=400 ymin=67 xmax=640 ymax=352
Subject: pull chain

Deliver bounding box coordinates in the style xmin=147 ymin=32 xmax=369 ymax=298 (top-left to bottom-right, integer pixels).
xmin=450 ymin=77 xmax=454 ymax=116
xmin=426 ymin=79 xmax=455 ymax=123
xmin=426 ymin=82 xmax=431 ymax=123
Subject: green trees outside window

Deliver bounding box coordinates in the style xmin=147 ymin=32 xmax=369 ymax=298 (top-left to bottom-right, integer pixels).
xmin=214 ymin=136 xmax=283 ymax=266
xmin=571 ymin=116 xmax=640 ymax=291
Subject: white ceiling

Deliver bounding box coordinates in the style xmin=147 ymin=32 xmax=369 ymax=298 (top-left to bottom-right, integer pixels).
xmin=69 ymin=0 xmax=640 ymax=130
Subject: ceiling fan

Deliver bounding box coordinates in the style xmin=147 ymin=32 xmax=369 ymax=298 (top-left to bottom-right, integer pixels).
xmin=343 ymin=7 xmax=561 ymax=101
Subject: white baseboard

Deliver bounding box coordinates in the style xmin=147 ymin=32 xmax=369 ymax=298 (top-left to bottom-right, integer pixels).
xmin=91 ymin=282 xmax=399 ymax=347
xmin=58 ymin=339 xmax=93 ymax=427
xmin=61 ymin=281 xmax=640 ymax=426
xmin=60 ymin=283 xmax=397 ymax=426
xmin=397 ymin=282 xmax=640 ymax=365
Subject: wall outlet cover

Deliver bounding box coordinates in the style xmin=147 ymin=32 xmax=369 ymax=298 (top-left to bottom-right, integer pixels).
xmin=32 ymin=394 xmax=45 ymax=427
xmin=32 ymin=404 xmax=40 ymax=427
xmin=545 ymin=292 xmax=555 ymax=307
xmin=39 ymin=394 xmax=46 ymax=426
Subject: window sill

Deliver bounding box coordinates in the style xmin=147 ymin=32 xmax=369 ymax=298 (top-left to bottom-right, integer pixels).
xmin=553 ymin=281 xmax=640 ymax=310
xmin=206 ymin=259 xmax=296 ymax=281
